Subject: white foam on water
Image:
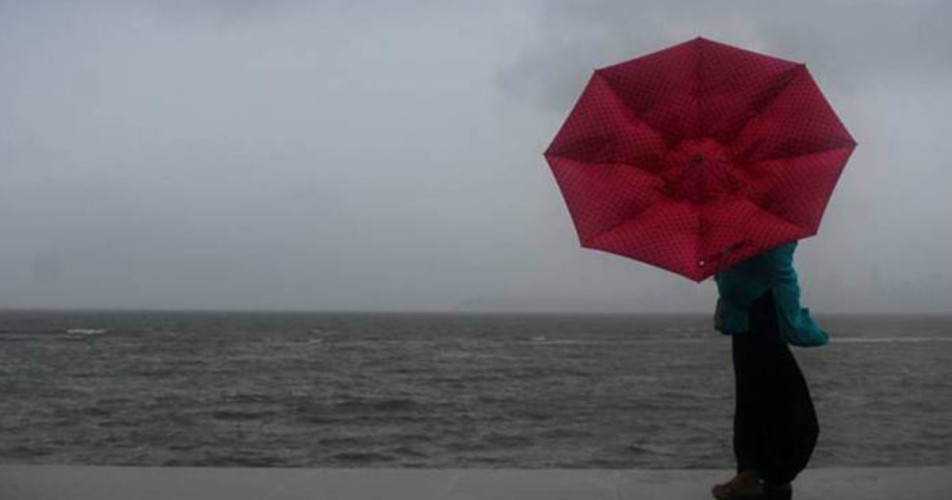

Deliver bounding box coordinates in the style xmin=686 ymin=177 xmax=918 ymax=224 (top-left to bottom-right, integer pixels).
xmin=831 ymin=337 xmax=952 ymax=343
xmin=66 ymin=328 xmax=107 ymax=335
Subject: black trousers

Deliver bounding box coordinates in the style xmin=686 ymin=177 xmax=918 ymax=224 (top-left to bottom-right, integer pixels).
xmin=731 ymin=290 xmax=819 ymax=485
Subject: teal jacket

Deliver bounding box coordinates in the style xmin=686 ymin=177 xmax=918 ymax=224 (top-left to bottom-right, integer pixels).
xmin=714 ymin=241 xmax=829 ymax=347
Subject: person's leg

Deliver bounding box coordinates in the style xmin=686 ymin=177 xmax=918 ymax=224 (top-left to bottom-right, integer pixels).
xmin=736 ymin=290 xmax=820 ymax=486
xmin=716 ymin=322 xmax=771 ymax=500
xmin=731 ymin=299 xmax=772 ymax=475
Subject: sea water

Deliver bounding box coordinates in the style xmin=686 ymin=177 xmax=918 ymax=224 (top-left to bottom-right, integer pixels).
xmin=1 ymin=311 xmax=950 ymax=468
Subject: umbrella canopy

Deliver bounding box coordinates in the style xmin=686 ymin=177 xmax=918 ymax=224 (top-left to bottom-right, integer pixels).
xmin=544 ymin=37 xmax=857 ymax=281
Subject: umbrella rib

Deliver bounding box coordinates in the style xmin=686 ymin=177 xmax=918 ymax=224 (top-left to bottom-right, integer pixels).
xmin=747 ymin=141 xmax=858 ymax=165
xmin=543 ymin=155 xmax=667 ymax=206
xmin=724 ymin=65 xmax=806 ymax=146
xmin=582 ymin=200 xmax=663 ymax=249
xmin=744 ymin=143 xmax=856 ymax=231
xmin=693 ymin=37 xmax=704 ymax=136
xmin=760 ymin=205 xmax=808 ymax=233
xmin=593 ymin=71 xmax=670 ymax=149
xmin=543 ymin=154 xmax=668 ymax=248
xmin=736 ymin=190 xmax=811 ymax=235
xmin=543 ymin=154 xmax=665 ymax=176
xmin=754 ymin=64 xmax=807 ymax=114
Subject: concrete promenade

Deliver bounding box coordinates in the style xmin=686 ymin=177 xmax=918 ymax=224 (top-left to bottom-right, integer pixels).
xmin=1 ymin=465 xmax=950 ymax=499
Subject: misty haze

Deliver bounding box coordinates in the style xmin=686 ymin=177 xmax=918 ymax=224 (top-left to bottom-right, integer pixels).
xmin=2 ymin=1 xmax=951 ymax=499
xmin=1 ymin=0 xmax=949 ymax=314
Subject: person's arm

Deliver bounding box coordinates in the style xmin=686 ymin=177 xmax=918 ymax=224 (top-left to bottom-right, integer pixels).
xmin=767 ymin=242 xmax=830 ymax=347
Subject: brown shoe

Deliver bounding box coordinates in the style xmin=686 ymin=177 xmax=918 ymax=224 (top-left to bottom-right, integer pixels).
xmin=711 ymin=469 xmax=765 ymax=500
xmin=711 ymin=469 xmax=792 ymax=500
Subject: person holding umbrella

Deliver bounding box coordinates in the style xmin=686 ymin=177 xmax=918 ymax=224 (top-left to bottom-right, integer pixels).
xmin=544 ymin=38 xmax=856 ymax=500
xmin=710 ymin=240 xmax=826 ymax=500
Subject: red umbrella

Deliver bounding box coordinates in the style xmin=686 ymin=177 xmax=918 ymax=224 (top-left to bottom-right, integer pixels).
xmin=544 ymin=37 xmax=857 ymax=281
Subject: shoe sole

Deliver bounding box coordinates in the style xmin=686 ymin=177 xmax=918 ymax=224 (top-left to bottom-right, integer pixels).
xmin=764 ymin=483 xmax=792 ymax=500
xmin=710 ymin=482 xmax=792 ymax=500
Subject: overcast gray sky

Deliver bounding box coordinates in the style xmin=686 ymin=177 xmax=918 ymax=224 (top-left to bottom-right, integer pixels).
xmin=1 ymin=0 xmax=949 ymax=313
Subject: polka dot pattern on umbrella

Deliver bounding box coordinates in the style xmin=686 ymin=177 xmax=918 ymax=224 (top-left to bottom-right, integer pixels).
xmin=544 ymin=37 xmax=858 ymax=281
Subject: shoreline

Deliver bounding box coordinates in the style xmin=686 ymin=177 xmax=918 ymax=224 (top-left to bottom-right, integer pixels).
xmin=2 ymin=465 xmax=950 ymax=499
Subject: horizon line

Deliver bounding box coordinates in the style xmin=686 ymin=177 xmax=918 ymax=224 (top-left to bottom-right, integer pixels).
xmin=1 ymin=306 xmax=950 ymax=316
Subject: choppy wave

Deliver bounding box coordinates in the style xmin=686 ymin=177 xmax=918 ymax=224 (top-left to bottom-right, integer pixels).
xmin=333 ymin=451 xmax=397 ymax=463
xmin=334 ymin=395 xmax=421 ymax=412
xmin=831 ymin=337 xmax=952 ymax=343
xmin=1 ymin=310 xmax=950 ymax=469
xmin=66 ymin=328 xmax=107 ymax=335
